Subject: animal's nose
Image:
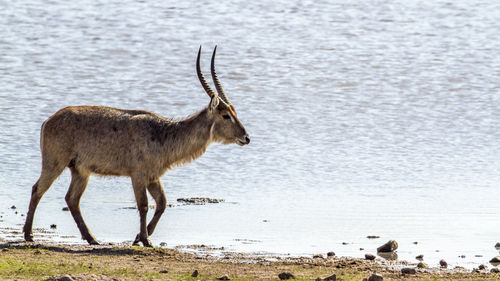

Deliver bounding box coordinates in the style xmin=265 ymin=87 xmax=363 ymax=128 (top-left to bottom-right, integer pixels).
xmin=244 ymin=135 xmax=250 ymax=144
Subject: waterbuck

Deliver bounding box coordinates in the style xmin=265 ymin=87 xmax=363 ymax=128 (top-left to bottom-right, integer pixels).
xmin=23 ymin=46 xmax=250 ymax=247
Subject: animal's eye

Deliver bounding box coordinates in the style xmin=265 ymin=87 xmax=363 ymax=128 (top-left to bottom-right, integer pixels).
xmin=222 ymin=114 xmax=230 ymax=120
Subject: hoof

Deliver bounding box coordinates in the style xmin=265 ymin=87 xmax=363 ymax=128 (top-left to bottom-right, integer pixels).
xmin=24 ymin=233 xmax=34 ymax=242
xmin=132 ymin=234 xmax=141 ymax=246
xmin=88 ymin=239 xmax=100 ymax=245
xmin=142 ymin=238 xmax=153 ymax=247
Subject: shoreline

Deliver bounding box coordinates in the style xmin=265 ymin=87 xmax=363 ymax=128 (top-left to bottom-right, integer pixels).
xmin=1 ymin=240 xmax=499 ymax=280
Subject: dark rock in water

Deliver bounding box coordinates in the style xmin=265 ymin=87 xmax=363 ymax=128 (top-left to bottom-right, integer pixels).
xmin=413 ymin=241 xmax=418 ymax=245
xmin=417 ymin=262 xmax=427 ymax=268
xmin=217 ymin=274 xmax=230 ymax=280
xmin=367 ymin=273 xmax=383 ymax=281
xmin=416 ymin=254 xmax=423 ymax=260
xmin=377 ymin=240 xmax=398 ymax=252
xmin=191 ymin=270 xmax=199 ymax=277
xmin=490 ymin=256 xmax=500 ymax=264
xmin=359 ymin=248 xmax=364 ymax=251
xmin=377 ymin=252 xmax=398 ymax=261
xmin=326 ymin=251 xmax=335 ymax=257
xmin=491 ymin=267 xmax=500 ymax=273
xmin=10 ymin=205 xmax=16 ymax=209
xmin=176 ymin=197 xmax=224 ymax=204
xmin=365 ymin=254 xmax=376 ymax=260
xmin=475 ymin=255 xmax=483 ymax=257
xmin=342 ymin=242 xmax=348 ymax=245
xmin=367 ymin=235 xmax=380 ymax=239
xmin=62 ymin=207 xmax=69 ymax=211
xmin=401 ymin=268 xmax=416 ymax=275
xmin=159 ymin=242 xmax=167 ymax=247
xmin=440 ymin=259 xmax=448 ymax=268
xmin=459 ymin=255 xmax=466 ymax=258
xmin=478 ymin=264 xmax=487 ymax=270
xmin=278 ymin=272 xmax=295 ymax=280
xmin=50 ymin=224 xmax=57 ymax=229
xmin=495 ymin=242 xmax=500 ymax=249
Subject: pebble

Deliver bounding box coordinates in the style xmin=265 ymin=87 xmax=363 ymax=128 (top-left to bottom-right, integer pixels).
xmin=326 ymin=251 xmax=335 ymax=257
xmin=217 ymin=274 xmax=230 ymax=280
xmin=342 ymin=242 xmax=348 ymax=245
xmin=401 ymin=268 xmax=416 ymax=275
xmin=416 ymin=254 xmax=423 ymax=260
xmin=365 ymin=254 xmax=376 ymax=260
xmin=159 ymin=242 xmax=167 ymax=247
xmin=413 ymin=241 xmax=418 ymax=244
xmin=62 ymin=207 xmax=69 ymax=211
xmin=10 ymin=205 xmax=16 ymax=209
xmin=278 ymin=272 xmax=295 ymax=280
xmin=417 ymin=262 xmax=427 ymax=268
xmin=56 ymin=275 xmax=74 ymax=281
xmin=359 ymin=248 xmax=364 ymax=251
xmin=367 ymin=273 xmax=383 ymax=281
xmin=50 ymin=224 xmax=57 ymax=229
xmin=191 ymin=270 xmax=199 ymax=277
xmin=439 ymin=259 xmax=448 ymax=268
xmin=377 ymin=240 xmax=398 ymax=252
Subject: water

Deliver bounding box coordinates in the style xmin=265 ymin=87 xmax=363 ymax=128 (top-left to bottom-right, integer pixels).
xmin=1 ymin=0 xmax=499 ymax=269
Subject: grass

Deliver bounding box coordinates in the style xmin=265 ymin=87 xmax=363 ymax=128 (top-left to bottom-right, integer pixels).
xmin=0 ymin=244 xmax=499 ymax=280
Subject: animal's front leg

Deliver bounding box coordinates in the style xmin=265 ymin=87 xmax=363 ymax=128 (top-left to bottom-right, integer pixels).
xmin=131 ymin=176 xmax=152 ymax=247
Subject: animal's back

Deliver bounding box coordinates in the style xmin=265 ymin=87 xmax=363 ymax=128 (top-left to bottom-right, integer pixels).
xmin=41 ymin=105 xmax=171 ymax=176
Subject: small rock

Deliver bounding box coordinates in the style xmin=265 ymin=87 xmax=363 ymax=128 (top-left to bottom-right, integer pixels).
xmin=56 ymin=275 xmax=74 ymax=281
xmin=367 ymin=235 xmax=380 ymax=239
xmin=417 ymin=262 xmax=427 ymax=268
xmin=159 ymin=270 xmax=168 ymax=274
xmin=342 ymin=242 xmax=348 ymax=245
xmin=490 ymin=256 xmax=500 ymax=263
xmin=176 ymin=197 xmax=224 ymax=204
xmin=323 ymin=274 xmax=337 ymax=281
xmin=313 ymin=254 xmax=323 ymax=259
xmin=10 ymin=205 xmax=16 ymax=209
xmin=491 ymin=267 xmax=500 ymax=273
xmin=401 ymin=268 xmax=416 ymax=275
xmin=191 ymin=270 xmax=199 ymax=277
xmin=478 ymin=264 xmax=486 ymax=270
xmin=475 ymin=255 xmax=483 ymax=257
xmin=367 ymin=273 xmax=383 ymax=281
xmin=50 ymin=224 xmax=57 ymax=229
xmin=217 ymin=274 xmax=230 ymax=280
xmin=439 ymin=259 xmax=448 ymax=268
xmin=278 ymin=272 xmax=295 ymax=280
xmin=62 ymin=207 xmax=69 ymax=211
xmin=326 ymin=251 xmax=335 ymax=257
xmin=377 ymin=240 xmax=398 ymax=252
xmin=359 ymin=248 xmax=364 ymax=251
xmin=159 ymin=242 xmax=167 ymax=247
xmin=413 ymin=241 xmax=418 ymax=244
xmin=365 ymin=253 xmax=376 ymax=260
xmin=495 ymin=242 xmax=500 ymax=249
xmin=416 ymin=254 xmax=424 ymax=260
xmin=459 ymin=255 xmax=466 ymax=258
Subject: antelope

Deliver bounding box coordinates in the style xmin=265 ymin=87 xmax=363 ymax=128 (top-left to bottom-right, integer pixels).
xmin=23 ymin=46 xmax=250 ymax=247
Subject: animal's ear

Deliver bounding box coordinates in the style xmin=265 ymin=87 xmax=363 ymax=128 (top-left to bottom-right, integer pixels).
xmin=209 ymin=95 xmax=220 ymax=113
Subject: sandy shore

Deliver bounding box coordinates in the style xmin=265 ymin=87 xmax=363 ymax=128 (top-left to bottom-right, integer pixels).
xmin=0 ymin=240 xmax=499 ymax=281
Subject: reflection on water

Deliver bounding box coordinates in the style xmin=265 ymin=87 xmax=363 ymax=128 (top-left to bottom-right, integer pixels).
xmin=1 ymin=0 xmax=499 ymax=269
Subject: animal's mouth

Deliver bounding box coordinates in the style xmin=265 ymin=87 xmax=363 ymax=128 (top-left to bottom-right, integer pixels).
xmin=236 ymin=136 xmax=250 ymax=146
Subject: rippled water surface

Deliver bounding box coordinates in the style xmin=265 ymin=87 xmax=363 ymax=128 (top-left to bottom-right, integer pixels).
xmin=1 ymin=0 xmax=499 ymax=269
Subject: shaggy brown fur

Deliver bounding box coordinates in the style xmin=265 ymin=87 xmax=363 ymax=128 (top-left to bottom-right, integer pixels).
xmin=23 ymin=47 xmax=250 ymax=247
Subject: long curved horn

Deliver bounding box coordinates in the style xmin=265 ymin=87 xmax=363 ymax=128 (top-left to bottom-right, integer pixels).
xmin=211 ymin=46 xmax=231 ymax=105
xmin=197 ymin=46 xmax=216 ymax=98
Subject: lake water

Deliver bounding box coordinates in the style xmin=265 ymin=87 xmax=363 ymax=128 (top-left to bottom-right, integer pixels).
xmin=1 ymin=0 xmax=499 ymax=269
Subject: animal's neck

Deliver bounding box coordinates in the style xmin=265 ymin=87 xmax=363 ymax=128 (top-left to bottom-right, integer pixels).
xmin=162 ymin=108 xmax=214 ymax=168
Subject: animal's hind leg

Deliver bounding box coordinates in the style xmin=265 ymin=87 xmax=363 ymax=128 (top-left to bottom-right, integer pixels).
xmin=23 ymin=161 xmax=66 ymax=242
xmin=131 ymin=176 xmax=152 ymax=247
xmin=65 ymin=167 xmax=98 ymax=245
xmin=133 ymin=180 xmax=166 ymax=245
